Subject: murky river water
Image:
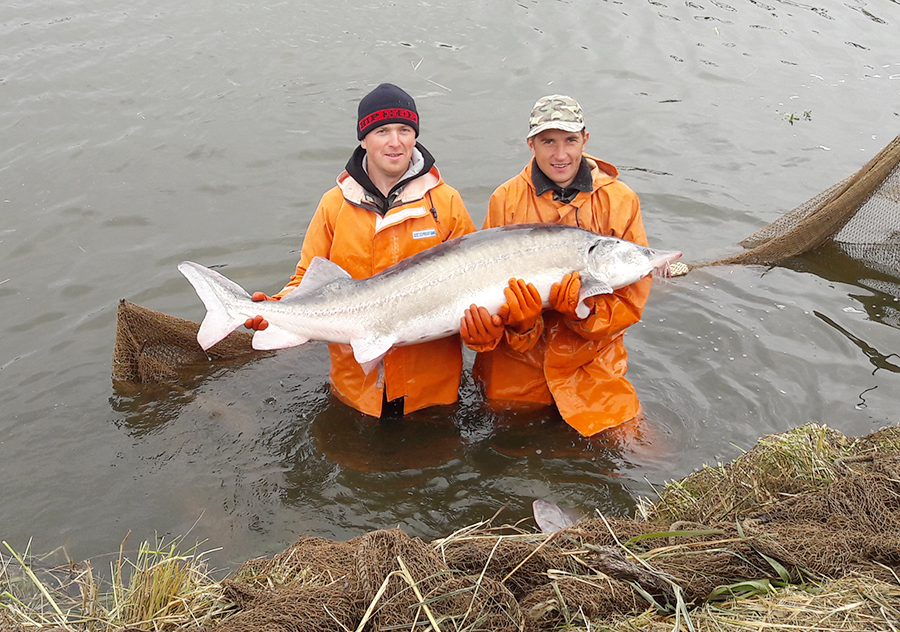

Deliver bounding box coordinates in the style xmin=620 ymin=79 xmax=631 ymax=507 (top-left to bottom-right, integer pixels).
xmin=2 ymin=0 xmax=899 ymax=571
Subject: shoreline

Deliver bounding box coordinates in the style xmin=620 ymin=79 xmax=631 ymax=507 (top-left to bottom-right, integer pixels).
xmin=3 ymin=422 xmax=899 ymax=631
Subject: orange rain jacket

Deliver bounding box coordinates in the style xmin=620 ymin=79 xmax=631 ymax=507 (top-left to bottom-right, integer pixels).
xmin=273 ymin=157 xmax=476 ymax=417
xmin=472 ymin=154 xmax=651 ymax=436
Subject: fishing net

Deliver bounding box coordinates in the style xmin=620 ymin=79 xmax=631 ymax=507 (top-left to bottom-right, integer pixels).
xmin=0 ymin=613 xmax=24 ymax=632
xmin=518 ymin=575 xmax=643 ymax=630
xmin=221 ymin=528 xmax=525 ymax=632
xmin=111 ymin=299 xmax=264 ymax=385
xmin=352 ymin=528 xmax=451 ymax=630
xmin=216 ymin=580 xmax=359 ymax=632
xmin=423 ymin=574 xmax=524 ymax=632
xmin=198 ymin=425 xmax=900 ymax=631
xmin=231 ymin=536 xmax=358 ymax=591
xmin=691 ymin=132 xmax=900 ymax=275
xmin=437 ymin=536 xmax=575 ymax=598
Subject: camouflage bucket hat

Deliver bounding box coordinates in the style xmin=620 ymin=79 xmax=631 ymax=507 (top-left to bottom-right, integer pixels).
xmin=526 ymin=94 xmax=585 ymax=139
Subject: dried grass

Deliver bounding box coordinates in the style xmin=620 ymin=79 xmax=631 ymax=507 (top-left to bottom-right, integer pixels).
xmin=596 ymin=576 xmax=900 ymax=631
xmin=3 ymin=423 xmax=900 ymax=632
xmin=640 ymin=424 xmax=857 ymax=525
xmin=0 ymin=534 xmax=234 ymax=632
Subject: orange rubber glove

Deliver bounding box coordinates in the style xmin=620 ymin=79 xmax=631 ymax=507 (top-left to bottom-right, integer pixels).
xmin=498 ymin=278 xmax=542 ymax=333
xmin=244 ymin=292 xmax=275 ymax=330
xmin=244 ymin=314 xmax=269 ymax=331
xmin=460 ymin=304 xmax=504 ymax=349
xmin=549 ymin=272 xmax=582 ymax=320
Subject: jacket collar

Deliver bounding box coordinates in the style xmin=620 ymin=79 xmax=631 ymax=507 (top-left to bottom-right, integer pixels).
xmin=342 ymin=143 xmax=438 ymax=214
xmin=522 ymin=153 xmax=619 ymax=197
xmin=531 ymin=157 xmax=593 ymax=202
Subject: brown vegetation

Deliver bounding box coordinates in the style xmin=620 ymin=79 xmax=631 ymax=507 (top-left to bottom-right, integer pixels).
xmin=3 ymin=423 xmax=900 ymax=631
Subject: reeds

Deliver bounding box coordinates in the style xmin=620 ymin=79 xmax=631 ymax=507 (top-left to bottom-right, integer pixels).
xmin=0 ymin=534 xmax=235 ymax=632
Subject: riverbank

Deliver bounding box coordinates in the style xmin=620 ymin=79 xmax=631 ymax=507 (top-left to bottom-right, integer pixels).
xmin=3 ymin=422 xmax=899 ymax=631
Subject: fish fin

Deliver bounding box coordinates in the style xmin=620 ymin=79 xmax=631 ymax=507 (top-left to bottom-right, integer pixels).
xmin=532 ymin=499 xmax=579 ymax=534
xmin=350 ymin=336 xmax=394 ymax=375
xmin=178 ymin=261 xmax=251 ymax=350
xmin=357 ymin=357 xmax=384 ymax=376
xmin=280 ymin=257 xmax=352 ymax=302
xmin=251 ymin=326 xmax=310 ymax=350
xmin=575 ymin=279 xmax=614 ymax=319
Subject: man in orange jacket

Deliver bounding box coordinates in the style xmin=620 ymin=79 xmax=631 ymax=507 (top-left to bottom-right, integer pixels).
xmin=460 ymin=94 xmax=652 ymax=437
xmin=247 ymin=83 xmax=476 ymax=418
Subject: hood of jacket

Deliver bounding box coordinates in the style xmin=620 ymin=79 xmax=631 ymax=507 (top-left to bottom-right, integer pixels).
xmin=339 ymin=142 xmax=441 ymax=214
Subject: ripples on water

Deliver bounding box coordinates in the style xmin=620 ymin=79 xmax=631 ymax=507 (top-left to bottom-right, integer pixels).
xmin=1 ymin=0 xmax=898 ymax=568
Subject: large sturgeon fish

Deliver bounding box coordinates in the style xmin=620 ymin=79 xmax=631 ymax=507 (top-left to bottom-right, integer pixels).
xmin=179 ymin=223 xmax=681 ymax=373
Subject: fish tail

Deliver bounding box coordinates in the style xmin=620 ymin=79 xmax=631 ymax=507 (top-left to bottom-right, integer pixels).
xmin=178 ymin=261 xmax=251 ymax=350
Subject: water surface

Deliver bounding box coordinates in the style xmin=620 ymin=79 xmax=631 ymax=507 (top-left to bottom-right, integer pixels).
xmin=1 ymin=0 xmax=899 ymax=570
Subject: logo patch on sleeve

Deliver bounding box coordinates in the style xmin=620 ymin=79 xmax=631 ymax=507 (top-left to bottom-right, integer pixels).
xmin=412 ymin=228 xmax=437 ymax=240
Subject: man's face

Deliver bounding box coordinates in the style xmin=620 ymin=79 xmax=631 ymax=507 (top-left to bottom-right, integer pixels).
xmin=527 ymin=128 xmax=589 ymax=189
xmin=361 ymin=123 xmax=417 ymax=184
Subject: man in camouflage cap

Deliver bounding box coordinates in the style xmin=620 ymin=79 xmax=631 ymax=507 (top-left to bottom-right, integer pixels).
xmin=460 ymin=94 xmax=653 ymax=438
xmin=526 ymin=94 xmax=586 ymax=138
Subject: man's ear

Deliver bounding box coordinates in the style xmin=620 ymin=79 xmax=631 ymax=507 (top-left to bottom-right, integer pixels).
xmin=526 ymin=137 xmax=535 ymax=154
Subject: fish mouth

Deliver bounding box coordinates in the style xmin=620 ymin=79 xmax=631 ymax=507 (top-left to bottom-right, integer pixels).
xmin=651 ymin=250 xmax=683 ymax=279
xmin=655 ymin=261 xmax=674 ymax=278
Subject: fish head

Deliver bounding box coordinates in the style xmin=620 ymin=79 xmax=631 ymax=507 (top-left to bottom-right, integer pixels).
xmin=586 ymin=236 xmax=682 ymax=289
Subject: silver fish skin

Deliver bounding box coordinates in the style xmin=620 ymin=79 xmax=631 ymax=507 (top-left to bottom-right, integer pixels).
xmin=178 ymin=223 xmax=681 ymax=374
